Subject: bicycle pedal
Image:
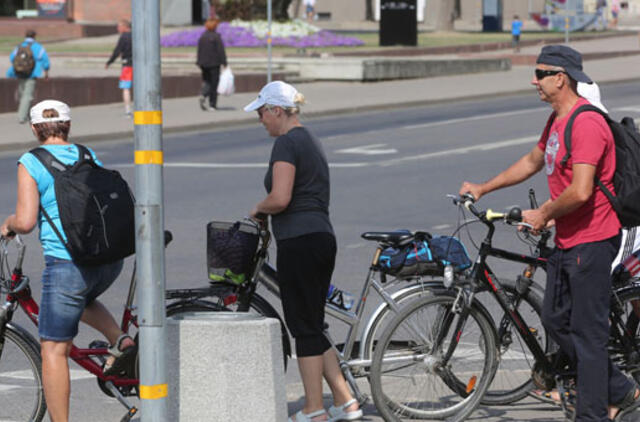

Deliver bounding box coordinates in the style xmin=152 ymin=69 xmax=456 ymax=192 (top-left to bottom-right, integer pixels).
xmin=120 ymin=407 xmax=138 ymax=422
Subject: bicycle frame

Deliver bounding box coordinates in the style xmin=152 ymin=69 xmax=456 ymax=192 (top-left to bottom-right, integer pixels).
xmin=0 ymin=236 xmax=140 ymax=413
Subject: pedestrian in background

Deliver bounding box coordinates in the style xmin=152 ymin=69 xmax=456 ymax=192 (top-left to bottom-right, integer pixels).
xmin=610 ymin=0 xmax=621 ymax=28
xmin=304 ymin=0 xmax=316 ymax=22
xmin=460 ymin=45 xmax=640 ymax=421
xmin=0 ymin=100 xmax=136 ymax=422
xmin=245 ymin=81 xmax=363 ymax=422
xmin=196 ymin=18 xmax=227 ymax=112
xmin=105 ymin=19 xmax=133 ymax=117
xmin=511 ymin=15 xmax=523 ymax=53
xmin=6 ymin=29 xmax=50 ymax=124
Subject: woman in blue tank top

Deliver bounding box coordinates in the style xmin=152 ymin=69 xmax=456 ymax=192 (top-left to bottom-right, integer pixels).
xmin=0 ymin=100 xmax=136 ymax=422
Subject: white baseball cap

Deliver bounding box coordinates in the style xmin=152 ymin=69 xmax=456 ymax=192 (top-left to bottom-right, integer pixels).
xmin=244 ymin=81 xmax=299 ymax=112
xmin=30 ymin=100 xmax=71 ymax=124
xmin=577 ymin=82 xmax=608 ymax=114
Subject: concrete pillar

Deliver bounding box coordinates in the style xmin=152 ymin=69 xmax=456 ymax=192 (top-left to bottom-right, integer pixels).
xmin=166 ymin=312 xmax=287 ymax=421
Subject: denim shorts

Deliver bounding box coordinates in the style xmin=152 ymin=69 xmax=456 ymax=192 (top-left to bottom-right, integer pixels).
xmin=38 ymin=256 xmax=123 ymax=341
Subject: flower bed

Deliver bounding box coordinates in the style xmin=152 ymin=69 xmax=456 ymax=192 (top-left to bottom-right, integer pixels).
xmin=161 ymin=20 xmax=364 ymax=48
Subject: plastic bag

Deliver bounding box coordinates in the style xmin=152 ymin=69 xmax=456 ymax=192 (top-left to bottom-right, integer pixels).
xmin=217 ymin=66 xmax=235 ymax=96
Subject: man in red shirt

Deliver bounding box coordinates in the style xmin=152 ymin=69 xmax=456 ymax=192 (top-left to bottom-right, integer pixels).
xmin=460 ymin=45 xmax=639 ymax=421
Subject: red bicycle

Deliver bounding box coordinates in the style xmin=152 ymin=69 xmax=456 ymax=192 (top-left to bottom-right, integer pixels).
xmin=0 ymin=234 xmax=165 ymax=422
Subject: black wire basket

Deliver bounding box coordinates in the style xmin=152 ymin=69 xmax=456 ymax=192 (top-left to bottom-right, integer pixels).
xmin=206 ymin=221 xmax=260 ymax=285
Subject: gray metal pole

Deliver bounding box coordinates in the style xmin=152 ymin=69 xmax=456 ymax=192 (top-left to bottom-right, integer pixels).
xmin=267 ymin=0 xmax=272 ymax=83
xmin=132 ymin=1 xmax=168 ymax=421
xmin=565 ymin=0 xmax=570 ymax=43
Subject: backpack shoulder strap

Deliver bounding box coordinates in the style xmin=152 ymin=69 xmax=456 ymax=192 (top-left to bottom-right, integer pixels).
xmin=561 ymin=104 xmax=608 ymax=166
xmin=27 ymin=147 xmax=70 ymax=251
xmin=75 ymin=144 xmax=94 ymax=162
xmin=29 ymin=147 xmax=67 ymax=177
xmin=541 ymin=111 xmax=557 ymax=144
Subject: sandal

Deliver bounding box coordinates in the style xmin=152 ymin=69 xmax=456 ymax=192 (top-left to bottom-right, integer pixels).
xmin=103 ymin=334 xmax=137 ymax=377
xmin=328 ymin=398 xmax=363 ymax=421
xmin=612 ymin=386 xmax=640 ymax=422
xmin=531 ymin=389 xmax=563 ymax=405
xmin=288 ymin=409 xmax=327 ymax=422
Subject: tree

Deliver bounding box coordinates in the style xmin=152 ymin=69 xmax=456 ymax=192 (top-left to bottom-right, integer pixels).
xmin=433 ymin=0 xmax=456 ymax=31
xmin=365 ymin=0 xmax=374 ymax=21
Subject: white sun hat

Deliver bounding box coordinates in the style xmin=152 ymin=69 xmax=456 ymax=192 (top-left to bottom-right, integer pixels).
xmin=577 ymin=82 xmax=608 ymax=114
xmin=244 ymin=81 xmax=299 ymax=112
xmin=30 ymin=100 xmax=71 ymax=124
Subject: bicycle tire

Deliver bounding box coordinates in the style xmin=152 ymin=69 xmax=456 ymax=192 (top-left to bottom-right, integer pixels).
xmin=480 ymin=278 xmax=548 ymax=405
xmin=609 ymin=284 xmax=640 ymax=384
xmin=0 ymin=325 xmax=47 ymax=422
xmin=166 ymin=297 xmax=291 ymax=370
xmin=369 ymin=295 xmax=498 ymax=421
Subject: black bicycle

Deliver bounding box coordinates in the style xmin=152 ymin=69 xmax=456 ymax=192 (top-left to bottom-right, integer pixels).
xmin=369 ymin=194 xmax=640 ymax=421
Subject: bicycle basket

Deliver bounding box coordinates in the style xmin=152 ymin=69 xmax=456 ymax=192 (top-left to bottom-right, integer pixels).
xmin=206 ymin=221 xmax=260 ymax=285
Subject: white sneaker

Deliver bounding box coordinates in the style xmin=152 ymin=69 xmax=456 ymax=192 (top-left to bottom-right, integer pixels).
xmin=328 ymin=399 xmax=363 ymax=421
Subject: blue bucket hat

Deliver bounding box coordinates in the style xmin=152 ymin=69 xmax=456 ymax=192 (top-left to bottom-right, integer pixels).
xmin=536 ymin=45 xmax=592 ymax=83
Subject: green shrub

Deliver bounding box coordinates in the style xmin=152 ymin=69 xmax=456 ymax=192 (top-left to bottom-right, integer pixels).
xmin=211 ymin=0 xmax=292 ymax=21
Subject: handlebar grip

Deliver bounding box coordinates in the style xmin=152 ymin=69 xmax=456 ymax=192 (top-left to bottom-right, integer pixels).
xmin=164 ymin=230 xmax=173 ymax=247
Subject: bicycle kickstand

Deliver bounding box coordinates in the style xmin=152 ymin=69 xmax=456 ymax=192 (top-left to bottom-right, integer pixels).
xmin=103 ymin=381 xmax=139 ymax=422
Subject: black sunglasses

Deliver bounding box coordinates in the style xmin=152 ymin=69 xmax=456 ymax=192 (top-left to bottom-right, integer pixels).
xmin=535 ymin=69 xmax=565 ymax=80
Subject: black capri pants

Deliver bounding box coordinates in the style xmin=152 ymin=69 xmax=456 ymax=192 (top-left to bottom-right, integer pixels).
xmin=276 ymin=232 xmax=336 ymax=357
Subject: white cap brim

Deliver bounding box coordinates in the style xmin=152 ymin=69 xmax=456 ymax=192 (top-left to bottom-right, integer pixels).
xmin=244 ymin=97 xmax=266 ymax=112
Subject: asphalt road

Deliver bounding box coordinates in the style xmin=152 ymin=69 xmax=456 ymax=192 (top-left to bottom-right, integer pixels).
xmin=1 ymin=81 xmax=640 ymax=421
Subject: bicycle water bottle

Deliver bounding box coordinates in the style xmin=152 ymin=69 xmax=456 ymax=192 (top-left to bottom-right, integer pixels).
xmin=327 ymin=284 xmax=355 ymax=310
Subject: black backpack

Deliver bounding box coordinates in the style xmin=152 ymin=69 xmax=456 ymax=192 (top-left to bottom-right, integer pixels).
xmin=562 ymin=104 xmax=640 ymax=228
xmin=30 ymin=145 xmax=136 ymax=265
xmin=13 ymin=42 xmax=35 ymax=78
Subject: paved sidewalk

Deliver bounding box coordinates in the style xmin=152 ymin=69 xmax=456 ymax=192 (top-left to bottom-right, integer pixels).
xmin=0 ymin=35 xmax=638 ymax=151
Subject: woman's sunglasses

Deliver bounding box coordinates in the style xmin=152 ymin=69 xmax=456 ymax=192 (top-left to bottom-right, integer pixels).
xmin=535 ymin=69 xmax=565 ymax=80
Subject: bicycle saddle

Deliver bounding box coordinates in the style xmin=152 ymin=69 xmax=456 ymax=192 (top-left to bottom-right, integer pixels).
xmin=361 ymin=231 xmax=414 ymax=246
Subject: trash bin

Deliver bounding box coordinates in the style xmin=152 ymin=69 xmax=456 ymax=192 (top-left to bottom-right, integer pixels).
xmin=380 ymin=0 xmax=417 ymax=46
xmin=166 ymin=312 xmax=286 ymax=421
xmin=482 ymin=0 xmax=503 ymax=32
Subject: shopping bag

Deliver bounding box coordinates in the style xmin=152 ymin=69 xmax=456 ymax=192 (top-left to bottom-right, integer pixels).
xmin=217 ymin=66 xmax=235 ymax=96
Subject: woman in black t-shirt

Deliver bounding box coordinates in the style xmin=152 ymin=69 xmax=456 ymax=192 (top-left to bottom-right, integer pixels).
xmin=245 ymin=82 xmax=362 ymax=422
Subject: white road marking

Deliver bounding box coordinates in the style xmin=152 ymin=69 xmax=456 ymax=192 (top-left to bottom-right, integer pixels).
xmin=377 ymin=135 xmax=539 ymax=167
xmin=432 ymin=224 xmax=452 ymax=230
xmin=336 ymin=144 xmax=398 ymax=155
xmin=403 ymin=107 xmax=548 ymax=130
xmin=615 ymin=106 xmax=640 ymax=113
xmin=110 ymin=135 xmax=538 ymax=169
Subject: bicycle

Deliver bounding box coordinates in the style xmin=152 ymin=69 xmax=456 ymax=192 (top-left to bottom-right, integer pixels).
xmin=0 ymin=233 xmax=177 ymax=422
xmin=368 ymin=195 xmax=640 ymax=421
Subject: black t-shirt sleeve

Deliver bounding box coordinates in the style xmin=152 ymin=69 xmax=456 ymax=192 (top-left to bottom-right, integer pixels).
xmin=270 ymin=135 xmax=297 ymax=167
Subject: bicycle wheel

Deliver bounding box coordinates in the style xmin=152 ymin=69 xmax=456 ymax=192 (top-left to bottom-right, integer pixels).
xmin=609 ymin=285 xmax=640 ymax=384
xmin=0 ymin=325 xmax=47 ymax=422
xmin=370 ymin=295 xmax=498 ymax=421
xmin=481 ymin=278 xmax=548 ymax=405
xmin=166 ymin=296 xmax=291 ymax=369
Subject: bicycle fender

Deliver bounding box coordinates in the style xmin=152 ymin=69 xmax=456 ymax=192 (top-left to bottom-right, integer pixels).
xmin=5 ymin=322 xmax=40 ymax=355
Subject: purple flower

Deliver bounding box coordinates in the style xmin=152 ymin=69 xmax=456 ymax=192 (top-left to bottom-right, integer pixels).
xmin=160 ymin=24 xmax=363 ymax=48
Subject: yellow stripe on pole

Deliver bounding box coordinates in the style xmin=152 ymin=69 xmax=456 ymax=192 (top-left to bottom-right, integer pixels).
xmin=135 ymin=150 xmax=164 ymax=165
xmin=139 ymin=383 xmax=168 ymax=400
xmin=134 ymin=111 xmax=163 ymax=125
